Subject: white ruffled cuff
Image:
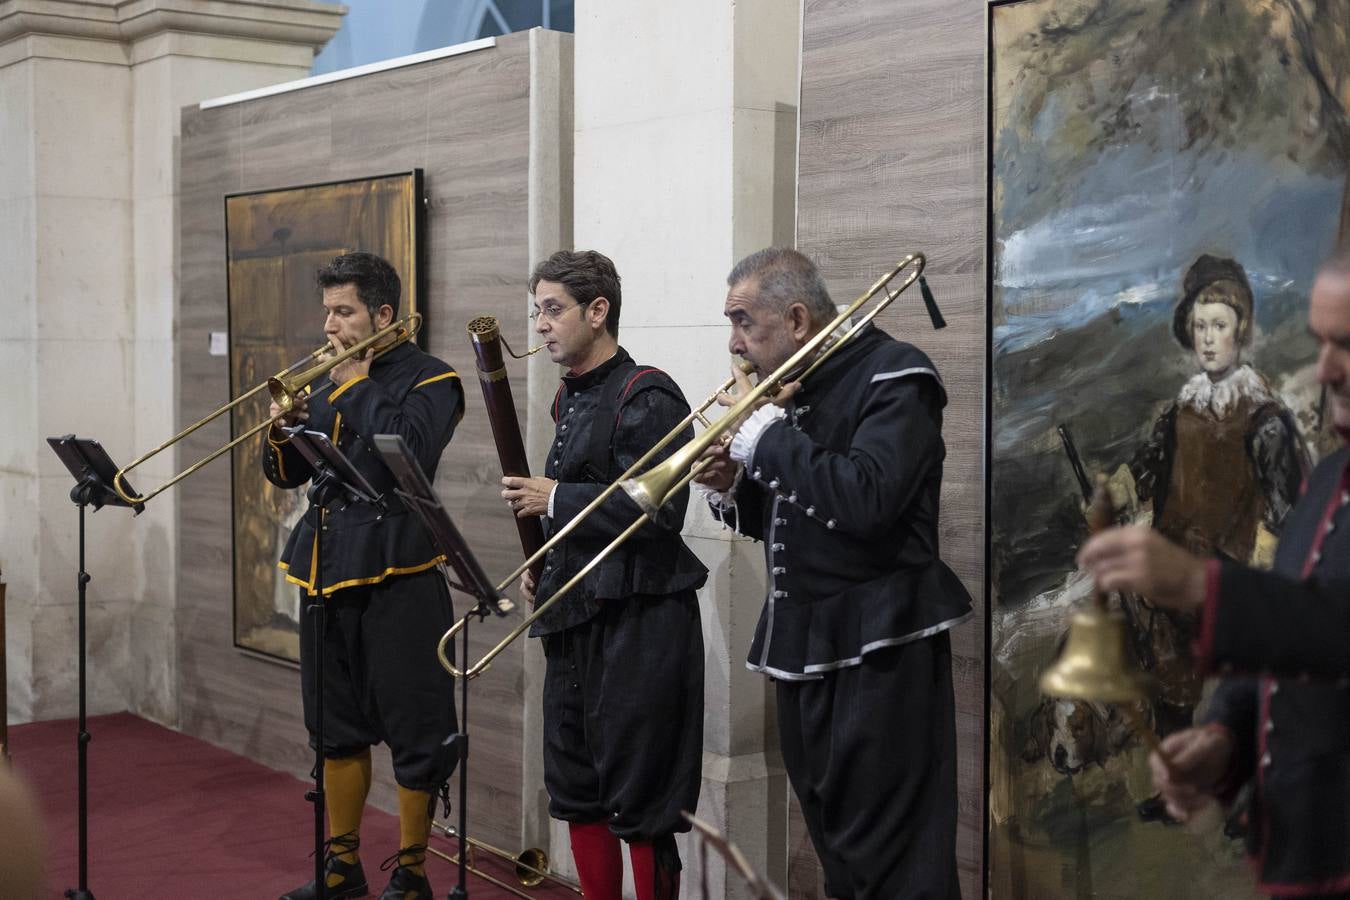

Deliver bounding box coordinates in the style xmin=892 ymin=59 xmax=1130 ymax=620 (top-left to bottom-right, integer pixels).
xmin=729 ymin=405 xmax=786 ymax=467
xmin=697 ymin=464 xmax=744 ymax=509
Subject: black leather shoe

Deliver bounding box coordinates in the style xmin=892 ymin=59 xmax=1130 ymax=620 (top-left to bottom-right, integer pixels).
xmin=281 ymin=833 xmax=370 ymax=900
xmin=378 ymin=844 xmax=432 ymax=900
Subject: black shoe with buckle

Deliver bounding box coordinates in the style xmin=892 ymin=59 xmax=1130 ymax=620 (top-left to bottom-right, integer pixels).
xmin=280 ymin=832 xmax=370 ymax=900
xmin=378 ymin=844 xmax=432 ymax=900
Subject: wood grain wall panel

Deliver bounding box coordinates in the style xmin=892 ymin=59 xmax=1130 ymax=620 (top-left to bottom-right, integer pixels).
xmin=177 ymin=32 xmax=546 ymax=854
xmin=797 ymin=1 xmax=987 ymax=898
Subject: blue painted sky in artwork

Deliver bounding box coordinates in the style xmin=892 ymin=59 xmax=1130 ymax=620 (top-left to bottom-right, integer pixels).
xmin=994 ymin=149 xmax=1341 ymax=357
xmin=993 ymin=55 xmax=1342 ymax=360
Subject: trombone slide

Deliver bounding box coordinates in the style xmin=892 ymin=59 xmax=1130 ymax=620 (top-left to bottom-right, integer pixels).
xmin=438 ymin=254 xmax=927 ymax=682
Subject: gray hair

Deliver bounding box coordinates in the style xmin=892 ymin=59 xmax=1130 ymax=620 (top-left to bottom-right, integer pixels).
xmin=726 ymin=247 xmax=835 ymax=323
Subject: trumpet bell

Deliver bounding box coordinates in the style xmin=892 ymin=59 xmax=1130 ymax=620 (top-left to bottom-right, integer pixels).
xmin=1038 ymin=608 xmax=1152 ymax=704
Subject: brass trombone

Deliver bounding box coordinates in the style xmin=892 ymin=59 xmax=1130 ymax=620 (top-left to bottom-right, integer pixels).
xmin=437 ymin=253 xmax=926 ymax=680
xmin=111 ymin=314 xmax=422 ymax=505
xmin=428 ymin=823 xmax=580 ymax=898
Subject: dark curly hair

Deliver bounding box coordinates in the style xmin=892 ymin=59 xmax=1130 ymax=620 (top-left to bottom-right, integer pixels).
xmin=316 ymin=251 xmax=401 ymax=320
xmin=529 ymin=250 xmax=621 ymax=337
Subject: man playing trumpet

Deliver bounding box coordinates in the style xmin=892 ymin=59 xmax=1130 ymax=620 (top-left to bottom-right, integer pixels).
xmin=263 ymin=251 xmax=464 ymax=900
xmin=501 ymin=250 xmax=706 ymax=900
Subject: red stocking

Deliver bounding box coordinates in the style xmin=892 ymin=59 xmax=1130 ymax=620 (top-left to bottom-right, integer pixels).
xmin=568 ymin=821 xmax=623 ymax=900
xmin=629 ymin=839 xmax=680 ymax=900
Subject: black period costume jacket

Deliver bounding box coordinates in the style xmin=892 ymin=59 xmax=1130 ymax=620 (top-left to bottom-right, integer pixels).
xmin=531 ymin=348 xmax=707 ymax=636
xmin=261 ymin=340 xmax=464 ymax=595
xmin=1199 ymin=445 xmax=1350 ymax=895
xmin=712 ymin=324 xmax=973 ymax=678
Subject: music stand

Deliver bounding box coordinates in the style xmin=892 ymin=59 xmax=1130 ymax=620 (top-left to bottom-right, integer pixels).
xmin=283 ymin=426 xmax=384 ymax=900
xmin=46 ymin=435 xmax=144 ymax=900
xmin=373 ymin=433 xmax=509 ymax=900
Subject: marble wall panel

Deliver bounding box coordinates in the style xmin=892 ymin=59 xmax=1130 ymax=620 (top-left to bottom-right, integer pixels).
xmin=796 ymin=1 xmax=988 ymax=896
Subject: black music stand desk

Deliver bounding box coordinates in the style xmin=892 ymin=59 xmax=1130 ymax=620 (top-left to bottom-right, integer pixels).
xmin=283 ymin=426 xmax=384 ymax=900
xmin=373 ymin=433 xmax=509 ymax=900
xmin=46 ymin=434 xmax=143 ymax=900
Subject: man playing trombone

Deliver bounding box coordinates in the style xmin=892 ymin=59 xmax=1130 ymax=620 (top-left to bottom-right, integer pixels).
xmin=501 ymin=250 xmax=707 ymax=900
xmin=263 ymin=251 xmax=465 ymax=900
xmin=694 ymin=247 xmax=973 ymax=900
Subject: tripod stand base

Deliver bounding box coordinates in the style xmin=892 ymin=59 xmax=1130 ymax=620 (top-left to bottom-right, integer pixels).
xmin=65 ymin=889 xmax=97 ymax=899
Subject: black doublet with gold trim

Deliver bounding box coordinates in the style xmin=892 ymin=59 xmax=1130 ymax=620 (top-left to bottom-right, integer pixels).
xmin=261 ymin=340 xmax=464 ymax=596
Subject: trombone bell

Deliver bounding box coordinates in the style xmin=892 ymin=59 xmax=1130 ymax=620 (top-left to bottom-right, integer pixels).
xmin=514 ymin=847 xmax=548 ymax=887
xmin=621 ymin=466 xmax=672 ymax=518
xmin=108 ymin=313 xmax=420 ymax=506
xmin=1038 ymin=608 xmax=1153 ymax=704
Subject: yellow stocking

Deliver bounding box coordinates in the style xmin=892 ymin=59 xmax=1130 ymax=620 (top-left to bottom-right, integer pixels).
xmin=325 ymin=750 xmax=372 ymax=866
xmin=395 ymin=785 xmax=434 ymax=875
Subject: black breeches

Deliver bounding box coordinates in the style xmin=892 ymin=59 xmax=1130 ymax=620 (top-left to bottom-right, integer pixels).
xmin=299 ymin=567 xmax=458 ymax=792
xmin=541 ymin=590 xmax=704 ymax=842
xmin=776 ymin=631 xmax=961 ymax=900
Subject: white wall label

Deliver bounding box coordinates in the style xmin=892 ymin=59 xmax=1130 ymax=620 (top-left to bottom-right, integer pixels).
xmin=209 ymin=331 xmax=228 ymax=356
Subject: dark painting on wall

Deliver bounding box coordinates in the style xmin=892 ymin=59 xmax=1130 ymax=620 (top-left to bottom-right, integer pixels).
xmin=225 ymin=171 xmax=424 ymax=661
xmin=987 ymin=1 xmax=1347 ymax=896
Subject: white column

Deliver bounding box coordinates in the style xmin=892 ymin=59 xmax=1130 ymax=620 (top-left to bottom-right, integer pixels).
xmin=0 ymin=0 xmax=343 ymax=726
xmin=522 ymin=25 xmax=574 ymax=852
xmin=568 ymin=2 xmax=802 ymax=896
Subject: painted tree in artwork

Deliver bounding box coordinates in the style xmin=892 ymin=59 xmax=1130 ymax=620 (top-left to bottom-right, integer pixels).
xmin=997 ymin=0 xmax=1350 ymax=244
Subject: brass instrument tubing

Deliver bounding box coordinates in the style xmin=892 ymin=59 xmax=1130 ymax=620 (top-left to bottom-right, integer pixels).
xmin=499 ymin=334 xmax=547 ymax=359
xmin=425 ymin=845 xmax=538 ymax=900
xmin=429 ymin=822 xmax=582 ymax=896
xmin=439 ymin=254 xmax=925 ymax=681
xmin=436 ymin=364 xmax=749 ymax=679
xmin=111 ymin=314 xmax=420 ymax=505
xmin=616 ymin=254 xmax=925 ymax=521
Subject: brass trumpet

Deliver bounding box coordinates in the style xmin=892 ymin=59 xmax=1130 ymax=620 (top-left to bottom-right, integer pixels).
xmin=437 ymin=254 xmax=927 ymax=680
xmin=428 ymin=822 xmax=580 ymax=897
xmin=111 ymin=314 xmax=421 ymax=505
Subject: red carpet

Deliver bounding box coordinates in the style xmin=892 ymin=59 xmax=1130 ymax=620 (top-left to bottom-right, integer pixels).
xmin=9 ymin=713 xmax=576 ymax=899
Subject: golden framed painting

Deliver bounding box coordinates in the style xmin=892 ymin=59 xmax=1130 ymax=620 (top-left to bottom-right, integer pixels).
xmin=225 ymin=170 xmax=425 ymax=661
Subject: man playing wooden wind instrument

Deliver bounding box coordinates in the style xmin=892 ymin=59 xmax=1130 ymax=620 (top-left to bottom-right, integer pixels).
xmin=501 ymin=249 xmax=706 ymax=900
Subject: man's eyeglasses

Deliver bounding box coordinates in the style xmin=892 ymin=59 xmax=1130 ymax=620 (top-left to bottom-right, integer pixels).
xmin=529 ymin=300 xmax=589 ymax=322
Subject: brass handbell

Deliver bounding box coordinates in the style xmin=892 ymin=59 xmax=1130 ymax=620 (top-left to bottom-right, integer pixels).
xmin=1038 ymin=473 xmax=1172 ymax=768
xmin=1038 ymin=606 xmax=1153 ymax=704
